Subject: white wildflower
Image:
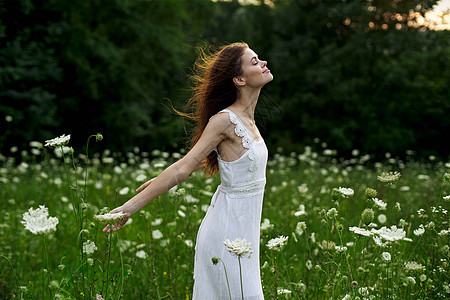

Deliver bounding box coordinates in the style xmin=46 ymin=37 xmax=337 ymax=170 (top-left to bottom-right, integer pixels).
xmin=342 ymin=294 xmax=351 ymax=300
xmin=377 ymin=171 xmax=401 ymax=183
xmin=224 ymin=238 xmax=253 ymax=258
xmin=382 ymin=252 xmax=391 ymax=261
xmin=136 ymin=250 xmax=147 ymax=259
xmin=184 ymin=239 xmax=193 ymax=247
xmin=372 ymin=198 xmax=387 ymax=209
xmin=413 ymin=224 xmax=425 ymax=236
xmin=136 ymin=174 xmax=147 ymax=182
xmin=151 ymin=218 xmax=163 ymax=226
xmin=294 ymin=204 xmax=307 ymax=216
xmin=277 ymin=288 xmax=292 ymax=295
xmin=420 ymin=274 xmax=427 ymax=282
xmin=373 ymin=225 xmax=405 ymax=242
xmin=96 ymin=294 xmax=104 ymax=300
xmin=373 ymin=235 xmax=389 ymax=247
xmin=377 ymin=214 xmax=387 ymax=224
xmin=297 ymin=184 xmax=308 ymax=193
xmin=44 ymin=134 xmax=71 ymax=148
xmin=335 ymin=245 xmax=347 ymax=253
xmin=118 ymin=187 xmax=129 ymax=195
xmin=444 ymin=195 xmax=450 ymax=202
xmin=266 ymin=235 xmax=289 ymax=251
xmin=337 ymin=187 xmax=354 ymax=197
xmin=306 ymin=260 xmax=313 ymax=270
xmin=83 ymin=240 xmax=97 ymax=255
xmin=438 ymin=229 xmax=450 ymax=236
xmin=326 ymin=207 xmax=338 ymax=219
xmin=404 ymin=261 xmax=425 ymax=271
xmin=349 ymin=226 xmax=372 ymax=237
xmin=296 ymin=221 xmax=307 ymax=236
xmin=152 ymin=230 xmax=163 ymax=240
xmin=358 ymin=286 xmax=369 ymax=296
xmin=260 ymin=218 xmax=274 ymax=232
xmin=417 ymin=174 xmax=430 ymax=180
xmin=94 ymin=212 xmax=125 ymax=224
xmin=405 ymin=276 xmax=416 ymax=285
xmin=21 ymin=205 xmax=59 ymax=235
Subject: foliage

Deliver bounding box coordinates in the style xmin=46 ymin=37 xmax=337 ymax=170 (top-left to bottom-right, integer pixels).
xmin=0 ymin=138 xmax=449 ymax=299
xmin=0 ymin=0 xmax=448 ymax=159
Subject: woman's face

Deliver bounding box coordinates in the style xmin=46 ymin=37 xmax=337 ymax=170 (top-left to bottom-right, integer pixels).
xmin=238 ymin=48 xmax=273 ymax=88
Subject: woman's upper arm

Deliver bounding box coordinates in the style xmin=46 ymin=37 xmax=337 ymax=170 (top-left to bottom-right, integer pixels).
xmin=179 ymin=113 xmax=230 ymax=174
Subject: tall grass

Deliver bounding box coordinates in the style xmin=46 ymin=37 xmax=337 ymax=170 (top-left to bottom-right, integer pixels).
xmin=0 ymin=140 xmax=448 ymax=299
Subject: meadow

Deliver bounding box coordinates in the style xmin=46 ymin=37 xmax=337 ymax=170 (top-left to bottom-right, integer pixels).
xmin=0 ymin=134 xmax=449 ymax=299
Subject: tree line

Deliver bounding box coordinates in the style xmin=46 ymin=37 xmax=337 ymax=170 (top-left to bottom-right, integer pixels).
xmin=1 ymin=0 xmax=448 ymax=160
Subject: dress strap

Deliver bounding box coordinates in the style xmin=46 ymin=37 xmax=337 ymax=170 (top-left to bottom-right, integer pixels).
xmin=218 ymin=109 xmax=252 ymax=149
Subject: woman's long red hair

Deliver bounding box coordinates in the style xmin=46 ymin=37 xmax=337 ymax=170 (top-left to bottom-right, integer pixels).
xmin=179 ymin=42 xmax=248 ymax=176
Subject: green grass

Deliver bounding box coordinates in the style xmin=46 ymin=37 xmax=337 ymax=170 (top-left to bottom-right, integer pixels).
xmin=0 ymin=141 xmax=449 ymax=299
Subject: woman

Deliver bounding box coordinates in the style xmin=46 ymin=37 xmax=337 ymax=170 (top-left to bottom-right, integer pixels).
xmin=104 ymin=42 xmax=273 ymax=299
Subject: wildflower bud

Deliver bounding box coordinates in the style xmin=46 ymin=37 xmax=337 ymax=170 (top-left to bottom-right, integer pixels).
xmin=211 ymin=257 xmax=219 ymax=265
xmin=426 ymin=221 xmax=435 ymax=229
xmin=81 ymin=203 xmax=88 ymax=211
xmin=361 ymin=208 xmax=374 ymax=225
xmin=443 ymin=173 xmax=450 ymax=184
xmin=326 ymin=208 xmax=338 ymax=219
xmin=298 ymin=282 xmax=306 ymax=293
xmin=365 ymin=188 xmax=377 ymax=198
xmin=58 ymin=264 xmax=65 ymax=271
xmin=342 ymin=275 xmax=348 ymax=282
xmin=331 ymin=188 xmax=340 ymax=200
xmin=96 ymin=133 xmax=103 ymax=142
xmin=352 ymin=281 xmax=358 ymax=288
xmin=398 ymin=219 xmax=406 ymax=227
xmin=68 ymin=147 xmax=74 ymax=155
xmin=89 ymin=222 xmax=96 ymax=229
xmin=314 ymin=265 xmax=321 ymax=271
xmin=337 ymin=224 xmax=344 ymax=232
xmin=176 ymin=188 xmax=186 ymax=197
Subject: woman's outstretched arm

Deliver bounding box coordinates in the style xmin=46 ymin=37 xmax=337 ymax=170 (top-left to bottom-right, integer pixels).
xmin=103 ymin=113 xmax=231 ymax=232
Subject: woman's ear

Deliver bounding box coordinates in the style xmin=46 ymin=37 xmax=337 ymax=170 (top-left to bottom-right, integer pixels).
xmin=233 ymin=76 xmax=245 ymax=86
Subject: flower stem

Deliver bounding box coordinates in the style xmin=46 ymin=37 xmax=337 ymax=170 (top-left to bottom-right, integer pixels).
xmin=0 ymin=255 xmax=20 ymax=288
xmin=217 ymin=258 xmax=232 ymax=300
xmin=104 ymin=231 xmax=112 ymax=300
xmin=238 ymin=256 xmax=244 ymax=300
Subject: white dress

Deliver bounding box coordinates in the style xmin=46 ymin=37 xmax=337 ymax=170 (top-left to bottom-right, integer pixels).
xmin=193 ymin=109 xmax=267 ymax=300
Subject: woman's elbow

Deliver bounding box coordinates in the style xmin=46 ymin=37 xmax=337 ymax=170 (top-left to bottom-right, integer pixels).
xmin=174 ymin=162 xmax=192 ymax=184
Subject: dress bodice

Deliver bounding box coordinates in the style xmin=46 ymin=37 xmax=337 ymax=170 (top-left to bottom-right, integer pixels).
xmin=216 ymin=109 xmax=268 ymax=198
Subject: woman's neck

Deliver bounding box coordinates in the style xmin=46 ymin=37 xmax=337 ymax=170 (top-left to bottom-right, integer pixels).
xmin=232 ymin=88 xmax=261 ymax=121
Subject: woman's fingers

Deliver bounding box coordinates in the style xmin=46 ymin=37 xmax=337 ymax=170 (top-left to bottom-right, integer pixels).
xmin=136 ymin=178 xmax=154 ymax=192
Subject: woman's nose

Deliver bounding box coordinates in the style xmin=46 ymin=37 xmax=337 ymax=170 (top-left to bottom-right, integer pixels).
xmin=261 ymin=60 xmax=267 ymax=68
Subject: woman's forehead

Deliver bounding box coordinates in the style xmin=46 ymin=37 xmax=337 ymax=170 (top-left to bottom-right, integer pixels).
xmin=242 ymin=48 xmax=258 ymax=60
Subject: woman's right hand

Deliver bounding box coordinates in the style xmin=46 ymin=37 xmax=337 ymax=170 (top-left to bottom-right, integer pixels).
xmin=136 ymin=178 xmax=155 ymax=192
xmin=102 ymin=206 xmax=130 ymax=233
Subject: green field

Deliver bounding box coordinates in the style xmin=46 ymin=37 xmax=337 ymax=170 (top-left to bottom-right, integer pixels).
xmin=1 ymin=137 xmax=449 ymax=299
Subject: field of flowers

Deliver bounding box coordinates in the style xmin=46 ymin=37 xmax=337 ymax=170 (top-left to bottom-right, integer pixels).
xmin=0 ymin=134 xmax=449 ymax=299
